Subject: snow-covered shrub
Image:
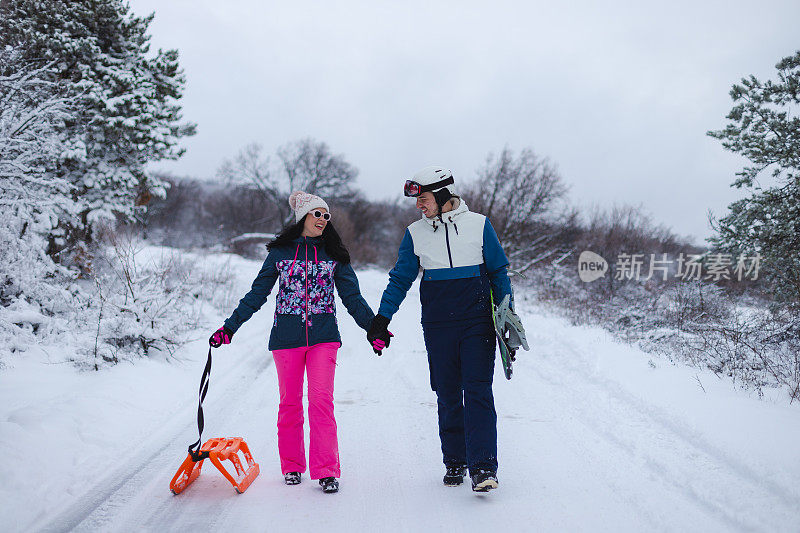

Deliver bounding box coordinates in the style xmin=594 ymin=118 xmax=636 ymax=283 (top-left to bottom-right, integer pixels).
xmin=0 ymin=223 xmax=76 ymax=367
xmin=78 ymin=229 xmax=234 ymax=368
xmin=668 ymin=307 xmax=800 ymax=400
xmin=0 ymin=226 xmax=234 ymax=369
xmin=520 ymin=262 xmax=800 ymax=400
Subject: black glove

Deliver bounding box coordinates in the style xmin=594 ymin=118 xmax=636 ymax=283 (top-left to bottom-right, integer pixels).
xmin=367 ymin=315 xmax=392 ymax=355
xmin=209 ymin=326 xmax=234 ymax=348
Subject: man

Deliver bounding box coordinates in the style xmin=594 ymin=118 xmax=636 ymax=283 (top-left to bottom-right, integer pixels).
xmin=366 ymin=165 xmax=514 ymax=492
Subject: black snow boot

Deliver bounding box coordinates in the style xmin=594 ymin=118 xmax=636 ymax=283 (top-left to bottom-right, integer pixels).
xmin=284 ymin=472 xmax=301 ymax=485
xmin=319 ymin=477 xmax=339 ymax=493
xmin=443 ymin=465 xmax=467 ymax=486
xmin=470 ymin=470 xmax=498 ymax=492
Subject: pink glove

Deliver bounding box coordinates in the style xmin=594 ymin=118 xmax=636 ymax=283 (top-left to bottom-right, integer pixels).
xmin=372 ymin=331 xmax=394 ymax=355
xmin=209 ymin=326 xmax=233 ymax=348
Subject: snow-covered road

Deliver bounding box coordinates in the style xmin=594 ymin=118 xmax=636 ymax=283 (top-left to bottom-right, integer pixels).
xmin=3 ymin=258 xmax=800 ymax=532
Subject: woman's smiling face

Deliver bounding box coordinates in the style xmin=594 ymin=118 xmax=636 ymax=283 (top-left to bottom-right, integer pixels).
xmin=302 ymin=208 xmax=329 ymax=237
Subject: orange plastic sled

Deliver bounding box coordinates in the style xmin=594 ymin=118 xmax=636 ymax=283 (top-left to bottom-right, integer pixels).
xmin=170 ymin=437 xmax=260 ymax=495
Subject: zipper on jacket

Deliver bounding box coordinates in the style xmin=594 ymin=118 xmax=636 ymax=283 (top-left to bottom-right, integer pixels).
xmin=444 ymin=224 xmax=454 ymax=268
xmin=305 ymin=240 xmax=309 ymax=347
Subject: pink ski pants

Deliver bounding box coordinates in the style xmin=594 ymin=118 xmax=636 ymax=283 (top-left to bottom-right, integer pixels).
xmin=272 ymin=342 xmax=340 ymax=479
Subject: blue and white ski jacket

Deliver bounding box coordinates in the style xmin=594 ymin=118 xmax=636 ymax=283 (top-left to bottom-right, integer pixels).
xmin=378 ymin=199 xmax=512 ymax=326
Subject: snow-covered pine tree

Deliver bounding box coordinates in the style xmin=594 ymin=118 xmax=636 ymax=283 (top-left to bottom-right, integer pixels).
xmin=0 ymin=44 xmax=80 ymax=307
xmin=0 ymin=0 xmax=196 ymax=262
xmin=707 ymin=51 xmax=800 ymax=307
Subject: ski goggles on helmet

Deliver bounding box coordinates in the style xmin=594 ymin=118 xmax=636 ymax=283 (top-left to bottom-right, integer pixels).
xmin=403 ymin=176 xmax=455 ymax=197
xmin=310 ymin=210 xmax=331 ymax=221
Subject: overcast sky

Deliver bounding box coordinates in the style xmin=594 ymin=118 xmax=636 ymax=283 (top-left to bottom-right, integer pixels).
xmin=128 ymin=0 xmax=800 ymax=243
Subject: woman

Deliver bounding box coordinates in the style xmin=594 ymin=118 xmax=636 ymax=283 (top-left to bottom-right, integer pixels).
xmin=209 ymin=191 xmax=385 ymax=494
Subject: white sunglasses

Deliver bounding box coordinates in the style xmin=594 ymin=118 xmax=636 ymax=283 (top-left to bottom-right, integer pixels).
xmin=310 ymin=210 xmax=331 ymax=221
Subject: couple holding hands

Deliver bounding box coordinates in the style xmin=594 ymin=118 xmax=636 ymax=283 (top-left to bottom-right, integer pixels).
xmin=209 ymin=166 xmax=517 ymax=494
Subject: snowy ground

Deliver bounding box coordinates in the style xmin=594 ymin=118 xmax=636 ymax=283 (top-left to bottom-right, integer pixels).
xmin=1 ymin=253 xmax=799 ymax=532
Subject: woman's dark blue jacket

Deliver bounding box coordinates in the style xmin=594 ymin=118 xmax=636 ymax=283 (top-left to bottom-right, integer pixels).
xmin=224 ymin=236 xmax=375 ymax=351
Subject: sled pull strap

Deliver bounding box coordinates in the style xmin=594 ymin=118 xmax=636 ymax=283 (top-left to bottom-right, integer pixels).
xmin=188 ymin=347 xmax=213 ymax=461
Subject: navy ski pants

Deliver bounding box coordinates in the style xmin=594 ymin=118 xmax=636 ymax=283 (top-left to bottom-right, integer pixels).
xmin=423 ymin=317 xmax=498 ymax=475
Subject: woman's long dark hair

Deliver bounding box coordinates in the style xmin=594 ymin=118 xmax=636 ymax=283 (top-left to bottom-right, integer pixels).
xmin=268 ymin=215 xmax=351 ymax=264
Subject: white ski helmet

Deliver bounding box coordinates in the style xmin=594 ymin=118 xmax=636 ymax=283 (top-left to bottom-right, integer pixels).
xmin=404 ymin=166 xmax=456 ymax=200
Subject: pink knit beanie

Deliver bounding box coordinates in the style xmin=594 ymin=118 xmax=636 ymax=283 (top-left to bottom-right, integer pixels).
xmin=288 ymin=191 xmax=330 ymax=222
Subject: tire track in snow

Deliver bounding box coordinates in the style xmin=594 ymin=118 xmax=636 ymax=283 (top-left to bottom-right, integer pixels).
xmin=526 ymin=338 xmax=800 ymax=532
xmin=36 ymin=345 xmax=274 ymax=533
xmin=75 ymin=355 xmax=277 ymax=533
